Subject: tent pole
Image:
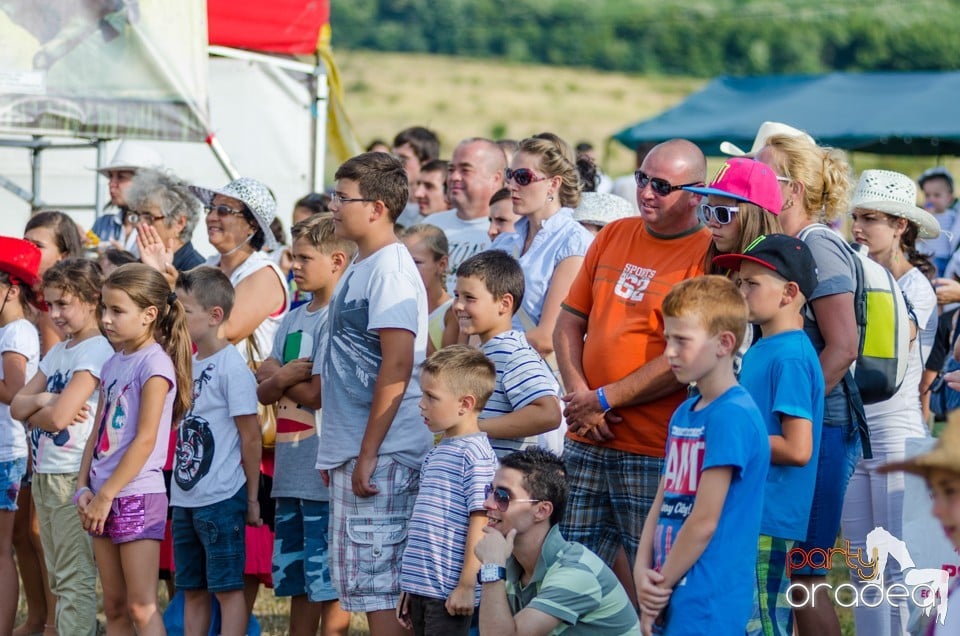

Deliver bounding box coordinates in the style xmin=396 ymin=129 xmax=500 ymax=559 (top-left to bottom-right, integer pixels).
xmin=30 ymin=137 xmax=42 ymax=213
xmin=312 ymin=64 xmax=329 ymax=192
xmin=207 ymin=134 xmax=240 ymax=181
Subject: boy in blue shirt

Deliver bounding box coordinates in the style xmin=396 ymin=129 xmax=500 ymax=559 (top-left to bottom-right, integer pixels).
xmin=634 ymin=275 xmax=770 ymax=636
xmin=453 ymin=250 xmax=563 ymax=458
xmin=397 ymin=346 xmax=498 ymax=635
xmin=714 ymin=235 xmax=825 ymax=636
xmin=255 ymin=214 xmax=355 ymax=636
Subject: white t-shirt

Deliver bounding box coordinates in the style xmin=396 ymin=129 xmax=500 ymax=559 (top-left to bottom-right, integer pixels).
xmin=171 ymin=345 xmax=259 ymax=508
xmin=423 ymin=209 xmax=491 ymax=294
xmin=863 ymin=267 xmax=938 ymax=453
xmin=314 ymin=243 xmax=433 ymax=470
xmin=0 ymin=319 xmax=39 ymax=462
xmin=32 ymin=335 xmax=113 ymax=473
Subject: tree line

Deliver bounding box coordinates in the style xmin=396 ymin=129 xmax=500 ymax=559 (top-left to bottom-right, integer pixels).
xmin=331 ymin=0 xmax=960 ymax=76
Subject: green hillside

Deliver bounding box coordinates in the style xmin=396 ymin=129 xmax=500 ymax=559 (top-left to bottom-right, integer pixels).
xmin=331 ymin=0 xmax=960 ymax=76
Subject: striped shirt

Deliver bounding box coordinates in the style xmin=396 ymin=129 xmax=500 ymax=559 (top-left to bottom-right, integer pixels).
xmin=506 ymin=525 xmax=641 ymax=635
xmin=400 ymin=433 xmax=497 ymax=602
xmin=480 ymin=330 xmax=560 ymax=458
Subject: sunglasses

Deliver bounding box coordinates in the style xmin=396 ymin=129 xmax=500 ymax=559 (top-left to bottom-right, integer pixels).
xmin=634 ymin=170 xmax=700 ymax=196
xmin=205 ymin=204 xmax=245 ymax=217
xmin=505 ymin=168 xmax=548 ymax=187
xmin=484 ymin=484 xmax=542 ymax=512
xmin=698 ymin=203 xmax=740 ymax=225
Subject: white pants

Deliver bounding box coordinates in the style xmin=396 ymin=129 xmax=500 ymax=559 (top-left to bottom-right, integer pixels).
xmin=840 ymin=452 xmax=910 ymax=636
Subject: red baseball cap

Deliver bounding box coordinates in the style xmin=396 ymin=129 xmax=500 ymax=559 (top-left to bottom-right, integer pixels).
xmin=683 ymin=158 xmax=783 ymax=215
xmin=0 ymin=237 xmax=41 ymax=288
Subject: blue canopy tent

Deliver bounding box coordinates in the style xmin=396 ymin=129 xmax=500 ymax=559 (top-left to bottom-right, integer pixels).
xmin=612 ymin=71 xmax=960 ymax=156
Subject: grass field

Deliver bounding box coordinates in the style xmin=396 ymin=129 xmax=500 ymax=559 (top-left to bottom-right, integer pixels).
xmin=333 ymin=49 xmax=960 ymax=184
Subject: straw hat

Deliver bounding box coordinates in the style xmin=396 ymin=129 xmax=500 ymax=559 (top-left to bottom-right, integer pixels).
xmin=879 ymin=419 xmax=960 ymax=476
xmin=720 ymin=121 xmax=816 ymax=157
xmin=189 ymin=177 xmax=278 ymax=251
xmin=573 ymin=192 xmax=635 ymax=227
xmin=94 ymin=141 xmax=164 ymax=175
xmin=851 ymin=170 xmax=940 ymax=239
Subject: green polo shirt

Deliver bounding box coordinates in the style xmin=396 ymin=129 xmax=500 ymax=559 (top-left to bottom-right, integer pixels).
xmin=505 ymin=525 xmax=640 ymax=635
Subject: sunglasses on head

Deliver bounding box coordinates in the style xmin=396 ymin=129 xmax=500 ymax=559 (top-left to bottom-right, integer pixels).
xmin=505 ymin=168 xmax=548 ymax=187
xmin=484 ymin=484 xmax=542 ymax=512
xmin=634 ymin=170 xmax=700 ymax=196
xmin=698 ymin=203 xmax=740 ymax=225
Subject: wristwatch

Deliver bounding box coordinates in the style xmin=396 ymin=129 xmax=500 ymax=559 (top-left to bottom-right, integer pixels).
xmin=478 ymin=563 xmax=507 ymax=584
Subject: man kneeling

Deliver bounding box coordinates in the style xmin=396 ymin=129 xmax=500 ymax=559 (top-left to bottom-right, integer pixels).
xmin=474 ymin=448 xmax=640 ymax=635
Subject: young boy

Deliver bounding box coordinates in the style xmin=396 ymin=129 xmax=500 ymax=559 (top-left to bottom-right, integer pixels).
xmin=713 ymin=235 xmax=825 ymax=636
xmin=171 ymin=266 xmax=262 ymax=636
xmin=454 ymin=250 xmax=563 ymax=458
xmin=397 ymin=345 xmax=498 ymax=635
xmin=255 ymin=214 xmax=355 ymax=636
xmin=315 ymin=151 xmax=434 ymax=635
xmin=634 ymin=275 xmax=770 ymax=635
xmin=879 ymin=420 xmax=960 ymax=634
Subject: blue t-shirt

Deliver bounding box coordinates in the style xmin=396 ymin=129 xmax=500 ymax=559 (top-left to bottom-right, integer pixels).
xmin=740 ymin=330 xmax=824 ymax=541
xmin=654 ymin=385 xmax=769 ymax=636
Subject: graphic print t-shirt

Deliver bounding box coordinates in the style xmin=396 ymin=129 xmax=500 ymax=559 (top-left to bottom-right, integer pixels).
xmin=91 ymin=343 xmax=175 ymax=496
xmin=33 ymin=336 xmax=114 ymax=473
xmin=268 ymin=303 xmax=329 ymax=501
xmin=653 ymin=385 xmax=769 ymax=635
xmin=314 ymin=243 xmax=433 ymax=470
xmin=171 ymin=346 xmax=258 ymax=508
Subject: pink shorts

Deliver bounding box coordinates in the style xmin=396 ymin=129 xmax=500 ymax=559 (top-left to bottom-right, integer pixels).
xmin=96 ymin=492 xmax=168 ymax=544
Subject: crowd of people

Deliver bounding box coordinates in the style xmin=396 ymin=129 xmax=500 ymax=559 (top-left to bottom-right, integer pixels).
xmin=0 ymin=122 xmax=958 ymax=636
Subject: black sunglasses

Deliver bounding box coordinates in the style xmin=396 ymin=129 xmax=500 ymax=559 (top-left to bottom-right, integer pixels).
xmin=698 ymin=203 xmax=740 ymax=225
xmin=205 ymin=204 xmax=245 ymax=217
xmin=505 ymin=168 xmax=548 ymax=187
xmin=484 ymin=484 xmax=542 ymax=512
xmin=634 ymin=170 xmax=700 ymax=196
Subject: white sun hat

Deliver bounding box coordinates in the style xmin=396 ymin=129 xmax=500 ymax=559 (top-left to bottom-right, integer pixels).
xmin=94 ymin=141 xmax=164 ymax=175
xmin=573 ymin=192 xmax=636 ymax=227
xmin=851 ymin=169 xmax=940 ymax=239
xmin=189 ymin=177 xmax=279 ymax=250
xmin=720 ymin=121 xmax=816 ymax=157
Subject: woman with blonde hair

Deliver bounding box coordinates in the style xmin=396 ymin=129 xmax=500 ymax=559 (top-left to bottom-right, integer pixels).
xmin=757 ymin=133 xmax=858 ymax=636
xmin=491 ymin=132 xmax=593 ymax=359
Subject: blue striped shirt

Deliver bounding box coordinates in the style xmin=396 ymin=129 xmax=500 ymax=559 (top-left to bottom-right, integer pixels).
xmin=400 ymin=433 xmax=497 ymax=602
xmin=480 ymin=330 xmax=561 ymax=458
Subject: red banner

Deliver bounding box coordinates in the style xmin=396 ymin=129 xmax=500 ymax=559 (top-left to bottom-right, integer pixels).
xmin=207 ymin=0 xmax=329 ymax=54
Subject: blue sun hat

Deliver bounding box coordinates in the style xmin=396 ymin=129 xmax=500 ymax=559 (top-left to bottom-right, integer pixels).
xmin=190 ymin=177 xmax=278 ymax=250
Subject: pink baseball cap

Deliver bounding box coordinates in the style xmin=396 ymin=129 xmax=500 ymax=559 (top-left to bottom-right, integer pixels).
xmin=683 ymin=158 xmax=783 ymax=215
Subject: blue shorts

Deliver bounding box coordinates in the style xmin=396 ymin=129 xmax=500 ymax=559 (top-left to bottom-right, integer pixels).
xmin=272 ymin=497 xmax=338 ymax=602
xmin=793 ymin=422 xmax=861 ymax=577
xmin=173 ymin=486 xmax=246 ymax=592
xmin=0 ymin=457 xmax=26 ymax=511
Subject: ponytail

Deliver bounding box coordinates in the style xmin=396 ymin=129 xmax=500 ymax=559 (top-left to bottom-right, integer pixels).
xmin=901 ymin=223 xmax=937 ymax=281
xmin=105 ymin=263 xmax=192 ymax=421
xmin=156 ymin=293 xmax=192 ymax=422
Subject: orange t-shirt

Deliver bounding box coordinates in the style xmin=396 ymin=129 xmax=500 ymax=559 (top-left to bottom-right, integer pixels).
xmin=563 ymin=218 xmax=711 ymax=457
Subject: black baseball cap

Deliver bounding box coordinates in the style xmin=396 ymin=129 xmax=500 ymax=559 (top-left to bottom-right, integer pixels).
xmin=712 ymin=234 xmax=819 ymax=298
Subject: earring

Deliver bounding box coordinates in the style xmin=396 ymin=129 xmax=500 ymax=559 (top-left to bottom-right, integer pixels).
xmin=783 ymin=199 xmax=794 ymax=211
xmin=547 ymin=195 xmax=555 ymax=202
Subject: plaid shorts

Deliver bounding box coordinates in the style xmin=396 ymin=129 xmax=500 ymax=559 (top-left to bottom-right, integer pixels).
xmin=329 ymin=456 xmax=419 ymax=613
xmin=747 ymin=534 xmax=795 ymax=636
xmin=559 ymin=439 xmax=663 ymax=565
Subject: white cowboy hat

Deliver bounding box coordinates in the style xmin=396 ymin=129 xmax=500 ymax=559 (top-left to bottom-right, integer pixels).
xmin=94 ymin=141 xmax=164 ymax=175
xmin=852 ymin=170 xmax=940 ymax=239
xmin=573 ymin=192 xmax=636 ymax=227
xmin=720 ymin=121 xmax=816 ymax=157
xmin=190 ymin=177 xmax=279 ymax=250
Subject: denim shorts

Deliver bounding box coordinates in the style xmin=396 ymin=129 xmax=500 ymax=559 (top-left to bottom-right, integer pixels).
xmin=272 ymin=498 xmax=338 ymax=602
xmin=99 ymin=492 xmax=168 ymax=544
xmin=792 ymin=422 xmax=861 ymax=576
xmin=0 ymin=457 xmax=26 ymax=511
xmin=173 ymin=486 xmax=246 ymax=592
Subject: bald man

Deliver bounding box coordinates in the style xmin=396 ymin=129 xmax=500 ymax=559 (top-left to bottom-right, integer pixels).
xmin=424 ymin=138 xmax=505 ymax=293
xmin=553 ymin=139 xmax=712 ymax=593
